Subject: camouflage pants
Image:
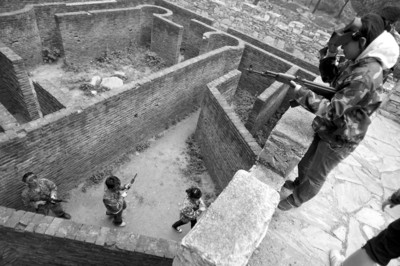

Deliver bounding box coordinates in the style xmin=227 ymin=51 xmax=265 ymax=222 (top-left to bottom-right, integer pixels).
xmin=37 ymin=202 xmax=66 ymax=217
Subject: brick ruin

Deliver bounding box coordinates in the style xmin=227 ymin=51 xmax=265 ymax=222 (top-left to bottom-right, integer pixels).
xmin=1 ymin=0 xmax=399 ymax=265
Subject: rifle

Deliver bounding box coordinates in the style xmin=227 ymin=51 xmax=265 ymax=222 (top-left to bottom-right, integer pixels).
xmin=124 ymin=173 xmax=138 ymax=190
xmin=246 ymin=65 xmax=336 ymax=100
xmin=33 ymin=197 xmax=68 ymax=205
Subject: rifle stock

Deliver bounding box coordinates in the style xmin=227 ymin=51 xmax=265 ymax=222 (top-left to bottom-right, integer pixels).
xmin=246 ymin=66 xmax=336 ymax=99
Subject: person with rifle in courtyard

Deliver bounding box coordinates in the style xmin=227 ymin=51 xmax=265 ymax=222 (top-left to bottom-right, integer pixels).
xmin=21 ymin=172 xmax=71 ymax=219
xmin=103 ymin=174 xmax=137 ymax=227
xmin=277 ymin=13 xmax=399 ymax=211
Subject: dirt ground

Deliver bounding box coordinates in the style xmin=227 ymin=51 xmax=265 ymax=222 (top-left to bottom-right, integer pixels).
xmin=62 ymin=111 xmax=217 ymax=242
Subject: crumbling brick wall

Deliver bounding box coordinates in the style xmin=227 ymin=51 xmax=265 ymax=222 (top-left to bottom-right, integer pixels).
xmin=0 ymin=45 xmax=243 ymax=209
xmin=0 ymin=207 xmax=175 ymax=265
xmin=195 ymin=71 xmax=261 ymax=191
xmin=0 ymin=47 xmax=42 ymax=121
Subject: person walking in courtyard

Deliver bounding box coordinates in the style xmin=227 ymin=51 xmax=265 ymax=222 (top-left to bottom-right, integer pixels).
xmin=278 ymin=13 xmax=399 ymax=211
xmin=329 ymin=188 xmax=400 ymax=266
xmin=103 ymin=175 xmax=133 ymax=227
xmin=21 ymin=172 xmax=71 ymax=219
xmin=172 ymin=186 xmax=206 ymax=233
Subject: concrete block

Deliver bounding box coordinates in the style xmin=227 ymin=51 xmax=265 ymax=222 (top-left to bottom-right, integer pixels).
xmin=17 ymin=211 xmax=36 ymax=227
xmin=94 ymin=226 xmax=110 ymax=246
xmin=174 ymin=170 xmax=279 ymax=266
xmin=55 ymin=220 xmax=82 ymax=239
xmin=4 ymin=210 xmax=25 ymax=228
xmin=44 ymin=217 xmax=64 ymax=236
xmin=114 ymin=232 xmax=139 ymax=251
xmin=258 ymin=107 xmax=314 ymax=177
xmin=0 ymin=207 xmax=15 ymax=226
xmin=75 ymin=223 xmax=91 ymax=242
xmin=249 ymin=163 xmax=285 ymax=191
xmin=34 ymin=216 xmax=54 ymax=234
xmin=85 ymin=225 xmax=102 ymax=244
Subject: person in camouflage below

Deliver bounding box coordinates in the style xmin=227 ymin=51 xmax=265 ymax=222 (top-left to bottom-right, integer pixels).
xmin=172 ymin=186 xmax=206 ymax=233
xmin=278 ymin=13 xmax=399 ymax=211
xmin=103 ymin=175 xmax=132 ymax=227
xmin=21 ymin=172 xmax=71 ymax=219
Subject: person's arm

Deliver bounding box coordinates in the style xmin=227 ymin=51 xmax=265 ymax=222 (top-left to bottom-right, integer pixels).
xmin=181 ymin=206 xmax=201 ymax=219
xmin=294 ymin=70 xmax=371 ymax=119
xmin=43 ymin=179 xmax=58 ymax=199
xmin=382 ymin=189 xmax=400 ymax=211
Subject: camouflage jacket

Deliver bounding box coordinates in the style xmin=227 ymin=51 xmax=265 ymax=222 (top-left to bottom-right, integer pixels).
xmin=21 ymin=178 xmax=57 ymax=208
xmin=179 ymin=196 xmax=205 ymax=223
xmin=296 ymin=31 xmax=399 ymax=147
xmin=103 ymin=187 xmax=124 ymax=214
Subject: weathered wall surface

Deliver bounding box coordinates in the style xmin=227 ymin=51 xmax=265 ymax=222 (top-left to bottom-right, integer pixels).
xmin=0 ymin=46 xmax=243 ymax=209
xmin=151 ymin=14 xmax=183 ymax=66
xmin=175 ymin=106 xmax=315 ymax=266
xmin=0 ymin=103 xmax=18 ymax=133
xmin=245 ymin=66 xmax=299 ymax=134
xmin=237 ymin=44 xmax=292 ymax=96
xmin=0 ymin=47 xmax=42 ymax=121
xmin=173 ymin=170 xmax=279 ymax=266
xmin=186 ymin=20 xmax=216 ymax=60
xmin=228 ymin=28 xmax=319 ymax=74
xmin=56 ymin=7 xmax=148 ymax=65
xmin=0 ymin=7 xmax=42 ymax=67
xmin=0 ymin=207 xmax=176 ymax=265
xmin=33 ymin=82 xmax=65 ymax=116
xmin=155 ymin=0 xmax=213 ymax=47
xmin=195 ymin=71 xmax=261 ymax=191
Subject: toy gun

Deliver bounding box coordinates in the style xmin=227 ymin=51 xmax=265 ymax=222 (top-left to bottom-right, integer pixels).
xmin=123 ymin=173 xmax=138 ymax=191
xmin=34 ymin=196 xmax=68 ymax=205
xmin=246 ymin=65 xmax=336 ymax=100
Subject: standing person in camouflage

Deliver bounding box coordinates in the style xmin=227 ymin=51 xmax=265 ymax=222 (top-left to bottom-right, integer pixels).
xmin=103 ymin=176 xmax=132 ymax=227
xmin=278 ymin=13 xmax=399 ymax=211
xmin=172 ymin=186 xmax=206 ymax=233
xmin=21 ymin=172 xmax=71 ymax=219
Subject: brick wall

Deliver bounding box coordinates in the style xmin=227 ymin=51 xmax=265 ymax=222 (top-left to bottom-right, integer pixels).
xmin=195 ymin=71 xmax=261 ymax=191
xmin=0 ymin=6 xmax=42 ymax=68
xmin=0 ymin=206 xmax=176 ymax=265
xmin=155 ymin=0 xmax=214 ymax=47
xmin=186 ymin=20 xmax=216 ymax=60
xmin=237 ymin=44 xmax=292 ymax=96
xmin=151 ymin=13 xmax=183 ymax=66
xmin=245 ymin=66 xmax=298 ymax=134
xmin=0 ymin=103 xmax=18 ymax=133
xmin=0 ymin=45 xmax=243 ymax=209
xmin=228 ymin=28 xmax=319 ymax=75
xmin=56 ymin=7 xmax=145 ymax=65
xmin=33 ymin=82 xmax=65 ymax=116
xmin=0 ymin=0 xmax=86 ymax=12
xmin=0 ymin=47 xmax=42 ymax=121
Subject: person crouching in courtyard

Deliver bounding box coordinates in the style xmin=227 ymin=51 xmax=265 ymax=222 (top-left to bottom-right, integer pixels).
xmin=103 ymin=175 xmax=132 ymax=227
xmin=172 ymin=186 xmax=206 ymax=233
xmin=21 ymin=172 xmax=71 ymax=219
xmin=278 ymin=13 xmax=399 ymax=211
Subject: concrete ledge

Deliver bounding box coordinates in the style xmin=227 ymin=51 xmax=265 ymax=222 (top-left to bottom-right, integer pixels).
xmin=173 ymin=169 xmax=279 ymax=266
xmin=258 ymin=106 xmax=315 ymax=177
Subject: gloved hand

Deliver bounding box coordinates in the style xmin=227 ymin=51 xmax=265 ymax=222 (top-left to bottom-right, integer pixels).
xmin=34 ymin=200 xmax=47 ymax=209
xmin=124 ymin=184 xmax=131 ymax=190
xmin=121 ymin=191 xmax=128 ymax=198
